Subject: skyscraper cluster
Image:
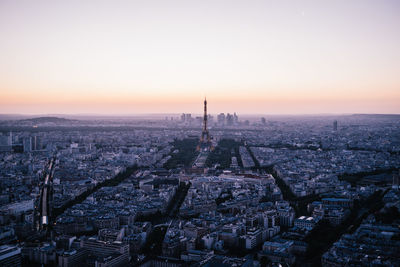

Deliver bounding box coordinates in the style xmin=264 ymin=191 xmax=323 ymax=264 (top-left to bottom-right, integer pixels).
xmin=217 ymin=112 xmax=239 ymax=126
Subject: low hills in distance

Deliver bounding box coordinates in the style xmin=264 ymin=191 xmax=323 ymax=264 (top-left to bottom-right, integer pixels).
xmin=0 ymin=114 xmax=398 ymax=131
xmin=18 ymin=117 xmax=78 ymax=124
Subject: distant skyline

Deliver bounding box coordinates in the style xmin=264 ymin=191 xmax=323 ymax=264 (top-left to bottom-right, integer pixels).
xmin=1 ymin=0 xmax=400 ymax=115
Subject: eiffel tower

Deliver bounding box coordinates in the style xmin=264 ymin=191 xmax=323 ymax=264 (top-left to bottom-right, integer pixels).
xmin=197 ymin=98 xmax=213 ymax=151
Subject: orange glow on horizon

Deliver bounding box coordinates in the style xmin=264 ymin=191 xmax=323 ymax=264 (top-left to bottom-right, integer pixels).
xmin=1 ymin=1 xmax=400 ymax=115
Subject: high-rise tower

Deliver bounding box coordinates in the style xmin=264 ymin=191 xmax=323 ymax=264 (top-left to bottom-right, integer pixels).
xmin=333 ymin=120 xmax=338 ymax=131
xmin=197 ymin=98 xmax=212 ymax=151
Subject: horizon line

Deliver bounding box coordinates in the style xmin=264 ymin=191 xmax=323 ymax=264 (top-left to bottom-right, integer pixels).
xmin=1 ymin=112 xmax=400 ymax=117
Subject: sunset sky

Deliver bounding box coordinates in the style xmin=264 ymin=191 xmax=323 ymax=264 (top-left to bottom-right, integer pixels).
xmin=0 ymin=0 xmax=399 ymax=115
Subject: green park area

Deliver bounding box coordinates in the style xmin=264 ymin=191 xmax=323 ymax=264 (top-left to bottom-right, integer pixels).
xmin=163 ymin=138 xmax=199 ymax=169
xmin=206 ymin=139 xmax=243 ymax=169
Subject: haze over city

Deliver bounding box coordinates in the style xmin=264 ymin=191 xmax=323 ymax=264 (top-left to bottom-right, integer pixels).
xmin=1 ymin=1 xmax=400 ymax=266
xmin=1 ymin=0 xmax=400 ymax=115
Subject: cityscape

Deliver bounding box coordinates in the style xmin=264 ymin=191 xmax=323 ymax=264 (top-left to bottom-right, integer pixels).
xmin=1 ymin=1 xmax=400 ymax=267
xmin=0 ymin=104 xmax=399 ymax=266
